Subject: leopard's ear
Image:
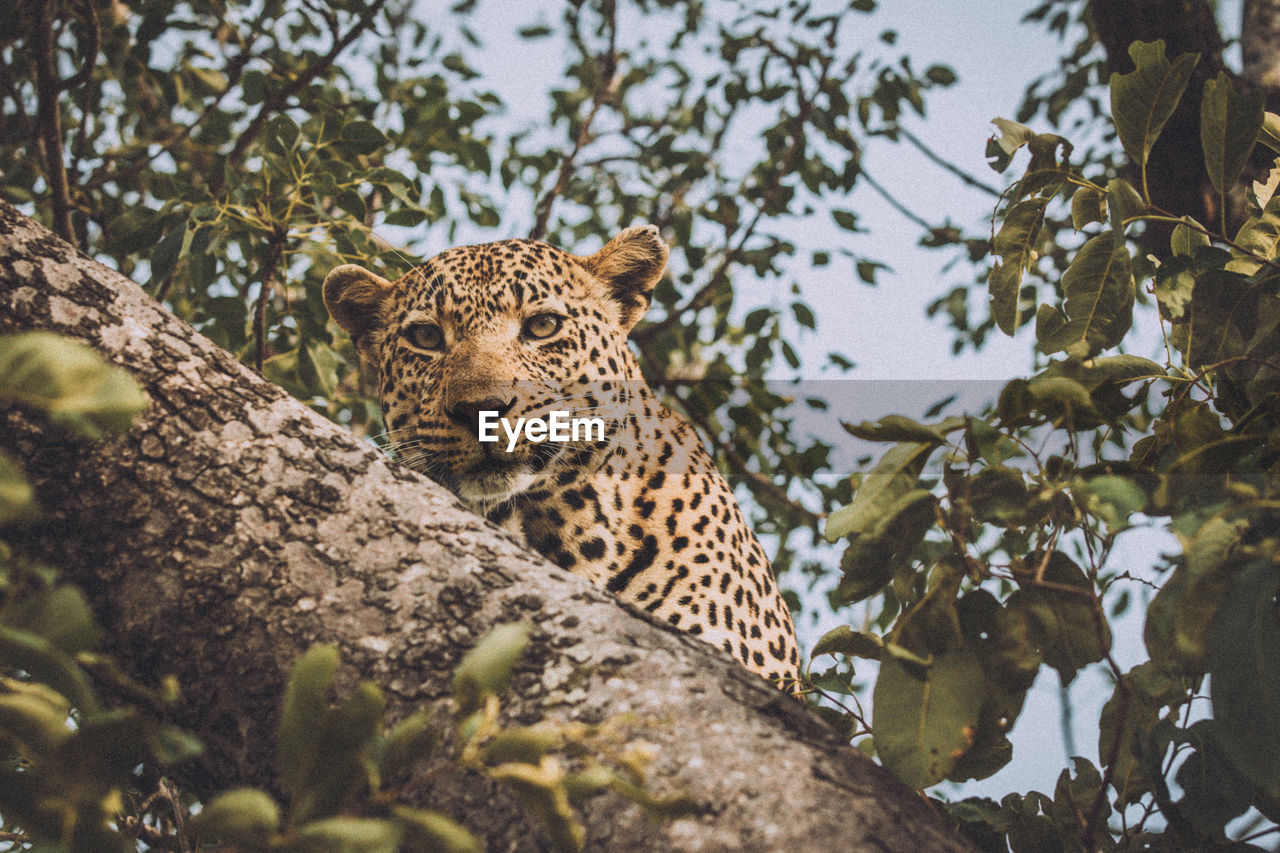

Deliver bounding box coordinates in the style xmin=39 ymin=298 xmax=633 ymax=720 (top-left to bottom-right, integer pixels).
xmin=323 ymin=264 xmax=395 ymax=361
xmin=576 ymin=224 xmax=668 ymax=333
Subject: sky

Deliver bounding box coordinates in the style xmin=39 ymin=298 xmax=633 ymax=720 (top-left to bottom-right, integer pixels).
xmin=464 ymin=0 xmax=1246 ymax=806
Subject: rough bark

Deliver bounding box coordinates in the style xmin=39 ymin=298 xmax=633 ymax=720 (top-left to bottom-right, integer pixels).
xmin=1243 ymin=0 xmax=1280 ymax=93
xmin=0 ymin=201 xmax=974 ymax=852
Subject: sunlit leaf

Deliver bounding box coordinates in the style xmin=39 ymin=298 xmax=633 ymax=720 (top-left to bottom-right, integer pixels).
xmin=189 ymin=788 xmax=281 ymax=847
xmin=0 ymin=333 xmax=147 ymax=438
xmin=873 ymin=648 xmax=984 ymax=789
xmin=453 ymin=623 xmax=531 ymax=715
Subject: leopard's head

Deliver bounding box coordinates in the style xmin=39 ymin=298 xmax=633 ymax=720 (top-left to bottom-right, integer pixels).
xmin=323 ymin=225 xmax=668 ymax=509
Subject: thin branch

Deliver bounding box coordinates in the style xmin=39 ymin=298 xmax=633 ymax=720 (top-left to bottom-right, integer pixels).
xmin=34 ymin=0 xmax=76 ymax=244
xmin=633 ymin=39 xmax=823 ymax=344
xmin=858 ymin=166 xmax=937 ymax=232
xmin=882 ymin=123 xmax=1002 ymax=197
xmin=254 ymin=225 xmax=288 ymax=373
xmin=58 ymin=0 xmax=100 ymax=92
xmin=529 ymin=6 xmax=619 ymax=242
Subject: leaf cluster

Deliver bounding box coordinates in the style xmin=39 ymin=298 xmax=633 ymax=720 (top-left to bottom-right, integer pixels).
xmin=813 ymin=40 xmax=1280 ymax=851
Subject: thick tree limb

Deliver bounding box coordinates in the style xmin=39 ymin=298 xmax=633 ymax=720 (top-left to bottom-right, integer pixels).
xmin=0 ymin=201 xmax=972 ymax=852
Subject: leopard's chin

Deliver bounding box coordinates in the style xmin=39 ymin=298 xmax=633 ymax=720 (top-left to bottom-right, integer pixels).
xmin=453 ymin=458 xmax=538 ymax=509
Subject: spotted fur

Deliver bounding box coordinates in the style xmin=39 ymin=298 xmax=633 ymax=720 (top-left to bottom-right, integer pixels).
xmin=323 ymin=225 xmax=800 ymax=685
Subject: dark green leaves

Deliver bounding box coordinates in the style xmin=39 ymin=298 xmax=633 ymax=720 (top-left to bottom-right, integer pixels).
xmin=989 ymin=198 xmax=1048 ymax=335
xmin=1206 ymin=560 xmax=1280 ymax=801
xmin=1035 ymin=234 xmax=1133 ymax=357
xmin=1200 ymin=72 xmax=1264 ymax=204
xmin=1109 ymin=40 xmax=1199 ymax=198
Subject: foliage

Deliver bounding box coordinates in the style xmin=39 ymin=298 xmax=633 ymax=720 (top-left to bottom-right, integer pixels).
xmin=0 ymin=0 xmax=962 ymax=575
xmin=0 ymin=332 xmax=198 ymax=851
xmin=189 ymin=631 xmax=695 ymax=853
xmin=814 ymin=39 xmax=1280 ymax=850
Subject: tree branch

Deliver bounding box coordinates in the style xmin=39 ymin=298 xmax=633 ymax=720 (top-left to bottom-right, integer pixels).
xmin=33 ymin=0 xmax=76 ymax=244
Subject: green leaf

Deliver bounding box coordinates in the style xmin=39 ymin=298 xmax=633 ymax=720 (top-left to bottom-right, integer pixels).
xmin=0 ymin=332 xmax=147 ymax=438
xmin=1012 ymin=553 xmax=1110 ymax=685
xmin=0 ymin=689 xmax=75 ymax=755
xmin=986 ymin=117 xmax=1034 ymax=173
xmin=1098 ymin=667 xmax=1168 ymax=804
xmin=1206 ymin=559 xmax=1280 ymax=800
xmin=393 ymin=806 xmax=483 ymax=853
xmin=1200 ymin=72 xmax=1264 ymax=200
xmin=4 ymin=584 xmax=99 ymax=654
xmin=278 ymin=645 xmax=340 ymax=801
xmin=1036 ymin=234 xmax=1133 ymax=356
xmin=810 ymin=625 xmax=884 ymax=660
xmin=0 ymin=626 xmax=99 ymax=713
xmin=1078 ymin=474 xmax=1146 ymax=533
xmin=824 ymin=442 xmax=937 ymax=541
xmin=873 ymin=648 xmax=985 ymax=789
xmin=0 ymin=451 xmax=37 ymax=524
xmin=1070 ymin=185 xmax=1106 ymax=230
xmin=832 ymin=209 xmax=859 ymax=231
xmin=266 ymin=114 xmax=301 ymax=156
xmin=1228 ymin=190 xmax=1280 ymax=273
xmin=189 ymin=788 xmax=281 ymax=846
xmin=1174 ymin=723 xmax=1254 ymax=835
xmin=453 ymin=623 xmax=531 ymax=715
xmin=336 ymin=189 xmax=367 ymax=222
xmin=832 ymin=489 xmax=937 ymax=605
xmin=295 ymin=682 xmax=386 ymax=822
xmin=1171 ymin=216 xmax=1210 ymax=257
xmin=341 ymin=121 xmax=388 ymax=155
xmin=963 ymin=416 xmax=1023 ymax=466
xmin=967 ymin=465 xmax=1031 ymax=526
xmin=292 ymin=817 xmax=402 ymax=853
xmin=840 ymin=414 xmax=949 ymax=445
xmin=1109 ymin=40 xmax=1199 ymax=196
xmin=105 ymin=206 xmax=163 ymax=255
xmin=989 ymin=196 xmax=1048 ymax=335
xmin=1105 ymin=176 xmax=1146 ymax=235
xmin=1259 ymin=111 xmax=1280 ymax=153
xmin=379 ymin=711 xmax=438 ymax=784
xmin=479 ymin=724 xmax=564 ymax=766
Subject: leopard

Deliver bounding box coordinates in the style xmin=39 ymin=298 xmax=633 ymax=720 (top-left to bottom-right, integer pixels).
xmin=322 ymin=224 xmax=800 ymax=687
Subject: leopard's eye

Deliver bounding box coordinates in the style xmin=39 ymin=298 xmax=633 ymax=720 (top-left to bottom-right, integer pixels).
xmin=523 ymin=314 xmax=563 ymax=340
xmin=404 ymin=322 xmax=444 ymax=351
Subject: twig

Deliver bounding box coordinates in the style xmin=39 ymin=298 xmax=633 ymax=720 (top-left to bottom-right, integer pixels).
xmin=634 ymin=40 xmax=820 ymax=344
xmin=58 ymin=0 xmax=100 ymax=92
xmin=254 ymin=225 xmax=288 ymax=373
xmin=886 ymin=123 xmax=1002 ymax=197
xmin=34 ymin=0 xmax=76 ymax=244
xmin=529 ymin=4 xmax=618 ymax=242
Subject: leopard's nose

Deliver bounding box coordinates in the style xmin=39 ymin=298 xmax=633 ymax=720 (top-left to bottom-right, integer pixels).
xmin=446 ymin=396 xmax=515 ymax=434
